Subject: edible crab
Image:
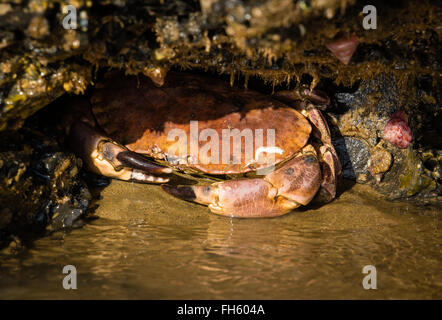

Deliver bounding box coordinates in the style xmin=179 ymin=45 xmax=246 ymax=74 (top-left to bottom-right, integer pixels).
xmin=62 ymin=72 xmax=341 ymax=218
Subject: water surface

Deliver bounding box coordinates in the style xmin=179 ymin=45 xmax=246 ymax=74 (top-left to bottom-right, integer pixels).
xmin=0 ymin=180 xmax=440 ymax=299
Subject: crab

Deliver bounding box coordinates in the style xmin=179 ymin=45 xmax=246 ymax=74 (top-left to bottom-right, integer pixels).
xmin=62 ymin=72 xmax=341 ymax=218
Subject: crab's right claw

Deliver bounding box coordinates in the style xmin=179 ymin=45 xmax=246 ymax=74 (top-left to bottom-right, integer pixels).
xmin=162 ymin=151 xmax=323 ymax=218
xmin=69 ymin=121 xmax=171 ymax=183
xmin=162 ymin=179 xmax=298 ymax=218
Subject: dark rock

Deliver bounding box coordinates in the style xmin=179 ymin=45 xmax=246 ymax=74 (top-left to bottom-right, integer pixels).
xmin=0 ymin=129 xmax=91 ymax=247
xmin=334 ymin=137 xmax=371 ymax=183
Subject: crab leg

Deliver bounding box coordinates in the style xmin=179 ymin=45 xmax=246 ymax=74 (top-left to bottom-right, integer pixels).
xmin=274 ymin=88 xmax=330 ymax=106
xmin=275 ymin=87 xmax=341 ymax=203
xmin=302 ymin=107 xmax=341 ymax=202
xmin=162 ymin=147 xmax=322 ymax=218
xmin=69 ymin=121 xmax=171 ymax=183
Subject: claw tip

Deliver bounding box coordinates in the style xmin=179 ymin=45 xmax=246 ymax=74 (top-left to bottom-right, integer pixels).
xmin=162 ymin=185 xmax=196 ymax=201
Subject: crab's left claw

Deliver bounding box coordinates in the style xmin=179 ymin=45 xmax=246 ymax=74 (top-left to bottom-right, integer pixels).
xmin=69 ymin=121 xmax=171 ymax=183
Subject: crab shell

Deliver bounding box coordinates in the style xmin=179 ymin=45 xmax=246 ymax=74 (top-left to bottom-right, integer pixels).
xmin=90 ymin=72 xmax=313 ymax=175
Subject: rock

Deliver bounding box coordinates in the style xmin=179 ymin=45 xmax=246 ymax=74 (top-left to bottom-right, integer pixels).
xmin=334 ymin=136 xmax=370 ymax=183
xmin=330 ymin=75 xmax=440 ymax=199
xmin=0 ymin=128 xmax=91 ymax=247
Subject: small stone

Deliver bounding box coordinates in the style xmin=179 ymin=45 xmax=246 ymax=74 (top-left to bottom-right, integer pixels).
xmin=368 ymin=147 xmax=393 ymax=183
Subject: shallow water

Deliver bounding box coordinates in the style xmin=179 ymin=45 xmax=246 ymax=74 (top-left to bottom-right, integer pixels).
xmin=0 ymin=180 xmax=440 ymax=299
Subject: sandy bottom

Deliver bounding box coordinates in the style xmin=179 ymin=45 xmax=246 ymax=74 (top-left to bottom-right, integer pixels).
xmin=0 ymin=179 xmax=440 ymax=299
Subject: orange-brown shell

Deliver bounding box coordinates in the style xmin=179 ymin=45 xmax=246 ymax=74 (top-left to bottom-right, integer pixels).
xmin=91 ymin=72 xmax=311 ymax=174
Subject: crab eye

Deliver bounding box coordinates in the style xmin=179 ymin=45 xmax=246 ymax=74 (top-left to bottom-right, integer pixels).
xmin=203 ymin=186 xmax=212 ymax=195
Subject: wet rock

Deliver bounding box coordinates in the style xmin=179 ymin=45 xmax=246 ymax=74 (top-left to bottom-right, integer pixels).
xmin=330 ymin=75 xmax=440 ymax=199
xmin=0 ymin=129 xmax=91 ymax=247
xmin=367 ymin=147 xmax=392 ymax=183
xmin=334 ymin=136 xmax=370 ymax=183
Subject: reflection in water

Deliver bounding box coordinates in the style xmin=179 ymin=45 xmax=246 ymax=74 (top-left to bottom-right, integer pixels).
xmin=0 ymin=180 xmax=440 ymax=299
